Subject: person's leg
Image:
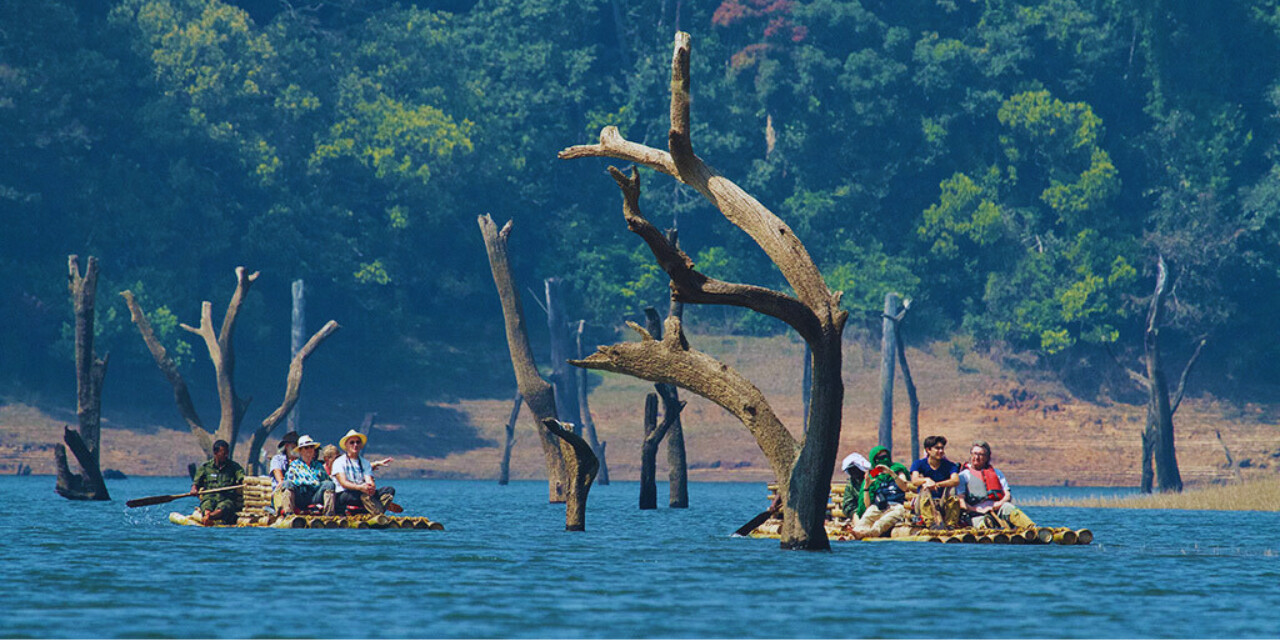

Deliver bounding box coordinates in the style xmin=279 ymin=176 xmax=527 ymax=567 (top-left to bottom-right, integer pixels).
xmin=851 ymin=504 xmax=885 ymax=538
xmin=335 ymin=490 xmax=362 ymax=513
xmin=377 ymin=486 xmax=398 ymax=511
xmin=868 ymin=503 xmax=909 ymax=538
xmin=998 ymin=503 xmax=1036 ymax=528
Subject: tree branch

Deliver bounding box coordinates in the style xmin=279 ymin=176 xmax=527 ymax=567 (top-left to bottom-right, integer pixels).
xmin=609 ymin=165 xmax=822 ymax=342
xmin=243 ymin=320 xmax=342 ymax=468
xmin=1171 ymin=337 xmax=1206 ymax=416
xmin=120 ymin=290 xmax=214 ymax=456
xmin=572 ymin=316 xmax=798 ymax=484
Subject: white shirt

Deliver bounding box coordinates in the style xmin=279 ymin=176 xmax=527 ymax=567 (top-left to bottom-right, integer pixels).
xmin=330 ymin=454 xmax=371 ymax=494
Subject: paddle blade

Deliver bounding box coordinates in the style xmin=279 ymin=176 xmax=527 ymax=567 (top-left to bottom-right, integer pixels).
xmin=732 ymin=509 xmax=775 ymax=537
xmin=126 ymin=493 xmax=184 ymax=508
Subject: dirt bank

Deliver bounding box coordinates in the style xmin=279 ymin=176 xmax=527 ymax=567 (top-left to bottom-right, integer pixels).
xmin=4 ymin=334 xmax=1279 ymax=486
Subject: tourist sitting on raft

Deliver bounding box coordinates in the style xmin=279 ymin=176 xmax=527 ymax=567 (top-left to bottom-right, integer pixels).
xmin=321 ymin=444 xmax=340 ymax=476
xmin=189 ymin=439 xmax=245 ymax=526
xmin=840 ymin=452 xmax=870 ymax=520
xmin=910 ymin=435 xmax=963 ymax=527
xmin=849 ymin=446 xmax=912 ymax=540
xmin=284 ymin=435 xmax=337 ymax=516
xmin=331 ymin=429 xmax=399 ymax=515
xmin=959 ymin=440 xmax=1035 ymax=529
xmin=269 ymin=431 xmax=300 ymax=515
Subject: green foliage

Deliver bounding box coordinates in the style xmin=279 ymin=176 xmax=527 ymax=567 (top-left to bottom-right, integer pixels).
xmin=7 ymin=0 xmax=1280 ymax=401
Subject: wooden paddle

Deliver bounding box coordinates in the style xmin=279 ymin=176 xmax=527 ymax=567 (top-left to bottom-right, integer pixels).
xmin=126 ymin=484 xmax=245 ymax=508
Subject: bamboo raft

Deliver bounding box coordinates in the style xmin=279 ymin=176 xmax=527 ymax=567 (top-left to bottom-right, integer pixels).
xmin=750 ymin=483 xmax=1091 ymax=545
xmin=170 ymin=475 xmax=444 ymax=530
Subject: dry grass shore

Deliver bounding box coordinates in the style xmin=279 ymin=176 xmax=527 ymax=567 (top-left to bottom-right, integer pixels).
xmin=1022 ymin=475 xmax=1280 ymax=511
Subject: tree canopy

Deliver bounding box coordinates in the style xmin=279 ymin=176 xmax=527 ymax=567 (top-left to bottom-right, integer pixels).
xmin=4 ymin=0 xmax=1280 ymax=406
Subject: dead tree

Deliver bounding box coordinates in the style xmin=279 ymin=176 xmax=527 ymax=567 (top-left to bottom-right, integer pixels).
xmin=640 ymin=388 xmax=684 ymax=509
xmin=574 ymin=321 xmax=609 ymax=484
xmin=499 ymin=393 xmax=522 ymax=485
xmin=480 ymin=214 xmax=601 ymax=528
xmin=662 ymin=229 xmax=689 ymax=508
xmin=1137 ymin=257 xmax=1201 ymax=493
xmin=286 ymin=278 xmax=305 ymax=434
xmin=561 ymin=32 xmax=847 ymax=550
xmin=122 ymin=268 xmax=337 ymax=464
xmin=639 ymin=308 xmax=687 ymax=509
xmin=887 ymin=299 xmax=919 ymax=460
xmin=545 ymin=278 xmax=584 ymax=434
xmin=877 ymin=293 xmax=902 ymax=452
xmin=243 ymin=320 xmax=341 ymax=474
xmin=55 ymin=255 xmax=111 ymax=501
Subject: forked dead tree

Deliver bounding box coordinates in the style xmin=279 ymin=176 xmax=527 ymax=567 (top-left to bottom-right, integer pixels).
xmin=1124 ymin=257 xmax=1203 ymax=493
xmin=55 ymin=256 xmax=111 ymax=501
xmin=122 ymin=267 xmax=338 ymax=465
xmin=561 ymin=32 xmax=848 ymax=550
xmin=640 ymin=387 xmax=684 ymax=510
xmin=479 ymin=214 xmax=599 ymax=528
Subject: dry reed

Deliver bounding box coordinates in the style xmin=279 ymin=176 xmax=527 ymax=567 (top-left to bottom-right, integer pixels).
xmin=1022 ymin=475 xmax=1280 ymax=511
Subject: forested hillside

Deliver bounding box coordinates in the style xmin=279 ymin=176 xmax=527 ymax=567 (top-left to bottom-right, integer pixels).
xmin=5 ymin=0 xmax=1280 ymax=408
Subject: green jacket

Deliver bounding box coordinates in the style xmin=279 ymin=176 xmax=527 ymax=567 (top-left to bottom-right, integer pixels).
xmin=193 ymin=458 xmax=245 ymax=509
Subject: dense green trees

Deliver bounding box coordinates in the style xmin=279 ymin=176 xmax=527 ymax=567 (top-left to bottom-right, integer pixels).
xmin=4 ymin=0 xmax=1280 ymax=405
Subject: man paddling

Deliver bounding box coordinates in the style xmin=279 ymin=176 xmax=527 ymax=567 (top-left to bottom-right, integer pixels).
xmin=190 ymin=440 xmax=245 ymax=526
xmin=331 ymin=429 xmax=397 ymax=515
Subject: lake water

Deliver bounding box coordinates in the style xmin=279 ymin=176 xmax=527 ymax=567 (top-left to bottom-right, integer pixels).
xmin=6 ymin=477 xmax=1280 ymax=638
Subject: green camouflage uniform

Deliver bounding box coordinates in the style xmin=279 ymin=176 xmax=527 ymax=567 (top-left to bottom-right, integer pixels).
xmin=193 ymin=458 xmax=245 ymax=521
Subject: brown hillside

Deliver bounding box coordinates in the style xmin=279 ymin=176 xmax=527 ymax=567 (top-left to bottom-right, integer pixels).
xmin=3 ymin=333 xmax=1279 ymax=486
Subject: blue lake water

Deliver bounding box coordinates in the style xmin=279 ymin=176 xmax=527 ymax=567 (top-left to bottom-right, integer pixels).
xmin=6 ymin=476 xmax=1280 ymax=638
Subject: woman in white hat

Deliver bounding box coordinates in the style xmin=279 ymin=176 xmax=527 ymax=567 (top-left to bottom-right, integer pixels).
xmin=331 ymin=429 xmax=397 ymax=515
xmin=285 ymin=435 xmax=337 ymax=515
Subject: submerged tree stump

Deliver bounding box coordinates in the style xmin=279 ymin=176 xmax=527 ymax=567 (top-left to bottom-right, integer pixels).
xmin=55 ymin=256 xmax=110 ymax=501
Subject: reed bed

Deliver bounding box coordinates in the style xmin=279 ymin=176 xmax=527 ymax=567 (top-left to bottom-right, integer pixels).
xmin=1023 ymin=476 xmax=1280 ymax=511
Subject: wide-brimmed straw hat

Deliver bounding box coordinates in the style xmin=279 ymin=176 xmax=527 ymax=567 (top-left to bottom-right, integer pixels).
xmin=338 ymin=429 xmax=367 ymax=450
xmin=296 ymin=435 xmax=321 ymax=449
xmin=277 ymin=431 xmax=300 ymax=450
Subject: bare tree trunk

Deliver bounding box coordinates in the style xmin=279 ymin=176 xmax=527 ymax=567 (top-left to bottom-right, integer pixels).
xmin=1143 ymin=257 xmax=1183 ymax=493
xmin=893 ymin=311 xmax=920 ymax=462
xmin=359 ymin=412 xmax=377 ymax=436
xmin=878 ymin=293 xmax=900 ymax=452
xmin=662 ymin=239 xmax=689 ymax=509
xmin=286 ymin=279 xmax=304 ymax=435
xmin=499 ymin=392 xmax=521 ymax=485
xmin=542 ymin=418 xmax=599 ymax=530
xmin=801 ymin=343 xmax=812 ymax=432
xmin=545 ymin=278 xmax=584 ymax=436
xmin=244 ymin=320 xmax=340 ymax=473
xmin=575 ymin=320 xmax=608 ymax=484
xmin=1140 ymin=415 xmax=1156 ymax=493
xmin=56 ymin=256 xmax=111 ymax=501
xmin=478 ymin=215 xmax=569 ymax=504
xmin=640 ymin=393 xmax=659 ymax=509
xmin=562 ymin=33 xmax=846 ymax=549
